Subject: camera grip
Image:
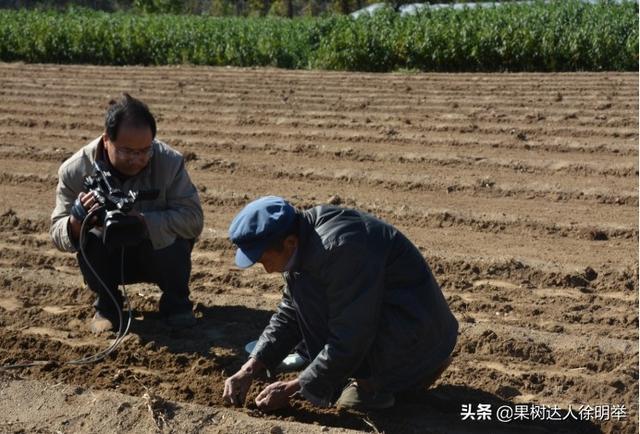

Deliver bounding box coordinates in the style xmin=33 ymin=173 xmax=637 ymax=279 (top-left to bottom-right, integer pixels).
xmin=70 ymin=198 xmax=88 ymax=222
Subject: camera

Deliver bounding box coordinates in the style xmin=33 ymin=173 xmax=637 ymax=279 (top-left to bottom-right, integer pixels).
xmin=82 ymin=161 xmax=158 ymax=248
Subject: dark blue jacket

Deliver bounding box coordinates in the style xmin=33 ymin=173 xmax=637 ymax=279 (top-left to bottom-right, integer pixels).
xmin=251 ymin=205 xmax=458 ymax=406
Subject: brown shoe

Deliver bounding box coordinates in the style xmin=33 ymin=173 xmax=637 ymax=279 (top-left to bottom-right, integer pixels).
xmin=90 ymin=311 xmax=116 ymax=334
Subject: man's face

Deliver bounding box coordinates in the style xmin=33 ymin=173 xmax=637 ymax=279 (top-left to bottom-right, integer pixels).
xmin=257 ymin=235 xmax=298 ymax=273
xmin=103 ymin=125 xmax=154 ymax=176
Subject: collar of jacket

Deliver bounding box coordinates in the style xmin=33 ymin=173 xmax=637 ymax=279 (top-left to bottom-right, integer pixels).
xmin=287 ymin=209 xmax=325 ymax=275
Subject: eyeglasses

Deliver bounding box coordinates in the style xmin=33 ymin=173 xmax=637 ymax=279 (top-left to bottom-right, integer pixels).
xmin=113 ymin=146 xmax=154 ymax=160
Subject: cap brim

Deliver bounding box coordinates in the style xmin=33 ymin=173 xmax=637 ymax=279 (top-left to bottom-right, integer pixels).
xmin=235 ymin=246 xmax=261 ymax=268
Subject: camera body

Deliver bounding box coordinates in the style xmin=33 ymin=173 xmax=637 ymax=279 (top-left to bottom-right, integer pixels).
xmin=83 ymin=161 xmax=158 ymax=248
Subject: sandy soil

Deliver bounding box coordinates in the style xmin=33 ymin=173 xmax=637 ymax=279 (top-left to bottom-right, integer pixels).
xmin=0 ymin=63 xmax=637 ymax=434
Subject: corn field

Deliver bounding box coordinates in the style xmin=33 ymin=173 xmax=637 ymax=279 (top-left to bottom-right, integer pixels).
xmin=0 ymin=1 xmax=637 ymax=71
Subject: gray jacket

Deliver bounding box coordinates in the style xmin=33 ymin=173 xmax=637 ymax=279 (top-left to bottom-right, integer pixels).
xmin=50 ymin=136 xmax=203 ymax=252
xmin=251 ymin=205 xmax=458 ymax=407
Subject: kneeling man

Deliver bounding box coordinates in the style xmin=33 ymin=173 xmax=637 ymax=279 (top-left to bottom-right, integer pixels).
xmin=223 ymin=196 xmax=458 ymax=411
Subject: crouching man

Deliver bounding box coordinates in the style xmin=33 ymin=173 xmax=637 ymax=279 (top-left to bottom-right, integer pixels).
xmin=223 ymin=196 xmax=458 ymax=411
xmin=50 ymin=94 xmax=203 ymax=333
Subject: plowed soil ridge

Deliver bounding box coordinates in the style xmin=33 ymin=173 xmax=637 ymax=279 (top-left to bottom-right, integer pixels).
xmin=0 ymin=64 xmax=637 ymax=434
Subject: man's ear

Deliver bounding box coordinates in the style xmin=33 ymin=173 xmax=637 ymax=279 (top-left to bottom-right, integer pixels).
xmin=102 ymin=132 xmax=110 ymax=145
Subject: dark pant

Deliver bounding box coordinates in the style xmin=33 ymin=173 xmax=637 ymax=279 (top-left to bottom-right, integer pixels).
xmin=77 ymin=231 xmax=194 ymax=318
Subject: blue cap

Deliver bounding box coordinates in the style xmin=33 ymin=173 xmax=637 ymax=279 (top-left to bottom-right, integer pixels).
xmin=228 ymin=196 xmax=296 ymax=268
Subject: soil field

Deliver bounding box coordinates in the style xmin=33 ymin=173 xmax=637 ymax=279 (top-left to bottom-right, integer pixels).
xmin=0 ymin=63 xmax=637 ymax=434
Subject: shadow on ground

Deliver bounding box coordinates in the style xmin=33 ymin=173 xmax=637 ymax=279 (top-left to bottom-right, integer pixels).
xmin=264 ymin=385 xmax=604 ymax=433
xmin=129 ymin=304 xmax=272 ymax=366
xmin=126 ymin=305 xmax=603 ymax=434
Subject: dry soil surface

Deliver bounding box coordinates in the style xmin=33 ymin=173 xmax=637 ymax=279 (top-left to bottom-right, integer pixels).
xmin=0 ymin=63 xmax=637 ymax=434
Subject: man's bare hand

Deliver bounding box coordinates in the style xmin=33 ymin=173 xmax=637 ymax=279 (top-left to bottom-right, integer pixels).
xmin=255 ymin=379 xmax=300 ymax=412
xmin=222 ymin=357 xmax=265 ymax=407
xmin=69 ymin=191 xmax=101 ymax=241
xmin=223 ymin=369 xmax=253 ymax=407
